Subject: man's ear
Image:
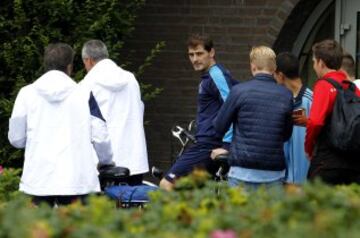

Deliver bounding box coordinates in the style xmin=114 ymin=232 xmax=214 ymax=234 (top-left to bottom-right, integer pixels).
xmin=210 ymin=48 xmax=215 ymax=58
xmin=250 ymin=63 xmax=257 ymax=75
xmin=318 ymin=58 xmax=325 ymax=69
xmin=66 ymin=64 xmax=73 ymax=76
xmin=89 ymin=58 xmax=97 ymax=68
xmin=280 ymin=71 xmax=286 ymax=79
xmin=274 ymin=71 xmax=284 ymax=84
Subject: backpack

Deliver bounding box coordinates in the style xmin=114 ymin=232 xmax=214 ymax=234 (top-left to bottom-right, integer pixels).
xmin=323 ymin=78 xmax=360 ymax=153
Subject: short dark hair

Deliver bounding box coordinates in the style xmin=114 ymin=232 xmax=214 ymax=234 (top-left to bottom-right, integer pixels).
xmin=44 ymin=43 xmax=74 ymax=73
xmin=312 ymin=39 xmax=343 ymax=70
xmin=276 ymin=52 xmax=300 ymax=79
xmin=341 ymin=52 xmax=355 ymax=78
xmin=187 ymin=34 xmax=213 ymax=52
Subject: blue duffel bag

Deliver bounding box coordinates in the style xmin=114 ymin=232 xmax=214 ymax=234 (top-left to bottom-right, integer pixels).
xmin=104 ymin=185 xmax=158 ymax=203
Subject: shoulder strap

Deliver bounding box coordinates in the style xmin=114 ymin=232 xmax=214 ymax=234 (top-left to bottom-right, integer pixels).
xmin=323 ymin=78 xmax=358 ymax=93
xmin=324 ymin=78 xmax=360 ymax=103
xmin=323 ymin=78 xmax=343 ymax=90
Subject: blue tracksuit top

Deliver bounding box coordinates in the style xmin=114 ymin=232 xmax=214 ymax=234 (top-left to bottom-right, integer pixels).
xmin=196 ymin=64 xmax=238 ymax=144
xmin=284 ymin=86 xmax=312 ymax=184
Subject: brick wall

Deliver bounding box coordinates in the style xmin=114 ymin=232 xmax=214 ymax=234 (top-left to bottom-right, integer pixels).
xmin=122 ymin=0 xmax=307 ymax=171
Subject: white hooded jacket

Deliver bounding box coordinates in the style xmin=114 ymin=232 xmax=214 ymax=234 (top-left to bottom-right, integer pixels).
xmin=80 ymin=59 xmax=149 ymax=175
xmin=8 ymin=70 xmax=113 ymax=196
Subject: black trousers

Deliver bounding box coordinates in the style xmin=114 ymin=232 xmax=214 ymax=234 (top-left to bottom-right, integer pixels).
xmin=309 ymin=134 xmax=360 ymax=185
xmin=308 ymin=168 xmax=360 ymax=185
xmin=32 ymin=195 xmax=88 ymax=207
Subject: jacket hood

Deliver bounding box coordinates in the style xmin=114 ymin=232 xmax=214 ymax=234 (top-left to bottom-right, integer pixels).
xmin=83 ymin=59 xmax=131 ymax=92
xmin=33 ymin=70 xmax=76 ymax=103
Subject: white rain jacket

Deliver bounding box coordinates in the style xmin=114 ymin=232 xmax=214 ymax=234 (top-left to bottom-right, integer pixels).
xmin=80 ymin=59 xmax=149 ymax=175
xmin=8 ymin=70 xmax=113 ymax=196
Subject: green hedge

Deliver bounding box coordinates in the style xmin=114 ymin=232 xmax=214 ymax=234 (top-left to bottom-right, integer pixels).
xmin=0 ymin=0 xmax=163 ymax=168
xmin=0 ymin=168 xmax=20 ymax=202
xmin=0 ymin=170 xmax=359 ymax=238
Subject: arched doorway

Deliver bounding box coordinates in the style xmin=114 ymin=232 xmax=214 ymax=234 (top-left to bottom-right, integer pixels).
xmin=294 ymin=0 xmax=334 ymax=86
xmin=274 ymin=0 xmax=360 ymax=86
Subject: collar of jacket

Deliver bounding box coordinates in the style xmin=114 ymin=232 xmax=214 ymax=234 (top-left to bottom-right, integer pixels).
xmin=293 ymin=84 xmax=307 ymax=107
xmin=253 ymin=73 xmax=276 ymax=83
xmin=320 ymin=70 xmax=347 ymax=81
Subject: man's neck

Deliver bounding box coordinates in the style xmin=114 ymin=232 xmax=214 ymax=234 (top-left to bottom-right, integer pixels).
xmin=252 ymin=70 xmax=272 ymax=76
xmin=284 ymin=78 xmax=303 ymax=97
xmin=320 ymin=68 xmax=337 ymax=78
xmin=343 ymin=71 xmax=355 ymax=81
xmin=204 ymin=61 xmax=216 ymax=73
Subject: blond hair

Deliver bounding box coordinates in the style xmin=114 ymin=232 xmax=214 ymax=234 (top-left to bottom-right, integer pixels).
xmin=249 ymin=46 xmax=276 ymax=72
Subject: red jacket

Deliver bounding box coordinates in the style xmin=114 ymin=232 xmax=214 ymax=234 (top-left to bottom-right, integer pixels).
xmin=305 ymin=71 xmax=360 ymax=158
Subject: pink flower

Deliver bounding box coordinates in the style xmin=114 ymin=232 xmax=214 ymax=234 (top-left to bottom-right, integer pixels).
xmin=211 ymin=229 xmax=237 ymax=238
xmin=0 ymin=165 xmax=3 ymax=174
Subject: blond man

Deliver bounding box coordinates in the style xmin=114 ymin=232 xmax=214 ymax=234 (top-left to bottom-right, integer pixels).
xmin=214 ymin=46 xmax=293 ymax=190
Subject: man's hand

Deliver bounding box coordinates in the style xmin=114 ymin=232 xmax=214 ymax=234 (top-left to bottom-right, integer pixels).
xmin=211 ymin=148 xmax=229 ymax=160
xmin=292 ymin=114 xmax=307 ymax=127
xmin=305 ymin=152 xmax=312 ymax=161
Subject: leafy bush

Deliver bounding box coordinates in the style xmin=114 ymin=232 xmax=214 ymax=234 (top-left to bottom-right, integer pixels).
xmin=0 ymin=0 xmax=163 ymax=167
xmin=142 ymin=180 xmax=360 ymax=238
xmin=0 ymin=168 xmax=21 ymax=202
xmin=0 ymin=177 xmax=358 ymax=238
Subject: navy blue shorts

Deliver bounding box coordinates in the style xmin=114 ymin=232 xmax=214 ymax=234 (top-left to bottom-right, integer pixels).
xmin=164 ymin=142 xmax=222 ymax=182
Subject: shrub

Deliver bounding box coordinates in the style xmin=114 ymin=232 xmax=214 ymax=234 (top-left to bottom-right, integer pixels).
xmin=0 ymin=168 xmax=21 ymax=202
xmin=0 ymin=178 xmax=358 ymax=238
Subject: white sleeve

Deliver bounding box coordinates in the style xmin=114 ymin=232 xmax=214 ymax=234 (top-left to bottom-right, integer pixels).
xmin=89 ymin=92 xmax=113 ymax=165
xmin=8 ymin=88 xmax=27 ymax=148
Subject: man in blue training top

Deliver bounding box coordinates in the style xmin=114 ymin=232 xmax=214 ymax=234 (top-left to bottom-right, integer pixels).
xmin=160 ymin=34 xmax=238 ymax=191
xmin=214 ymin=46 xmax=293 ymax=190
xmin=274 ymin=52 xmax=313 ymax=184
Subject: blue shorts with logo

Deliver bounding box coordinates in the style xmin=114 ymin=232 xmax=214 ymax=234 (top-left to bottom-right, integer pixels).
xmin=164 ymin=142 xmax=223 ymax=182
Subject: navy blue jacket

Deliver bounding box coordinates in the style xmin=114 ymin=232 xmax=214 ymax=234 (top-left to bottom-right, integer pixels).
xmin=214 ymin=73 xmax=293 ymax=171
xmin=196 ymin=64 xmax=238 ymax=145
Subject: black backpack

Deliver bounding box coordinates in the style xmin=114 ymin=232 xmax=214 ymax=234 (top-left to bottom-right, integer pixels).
xmin=323 ymin=78 xmax=360 ymax=153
